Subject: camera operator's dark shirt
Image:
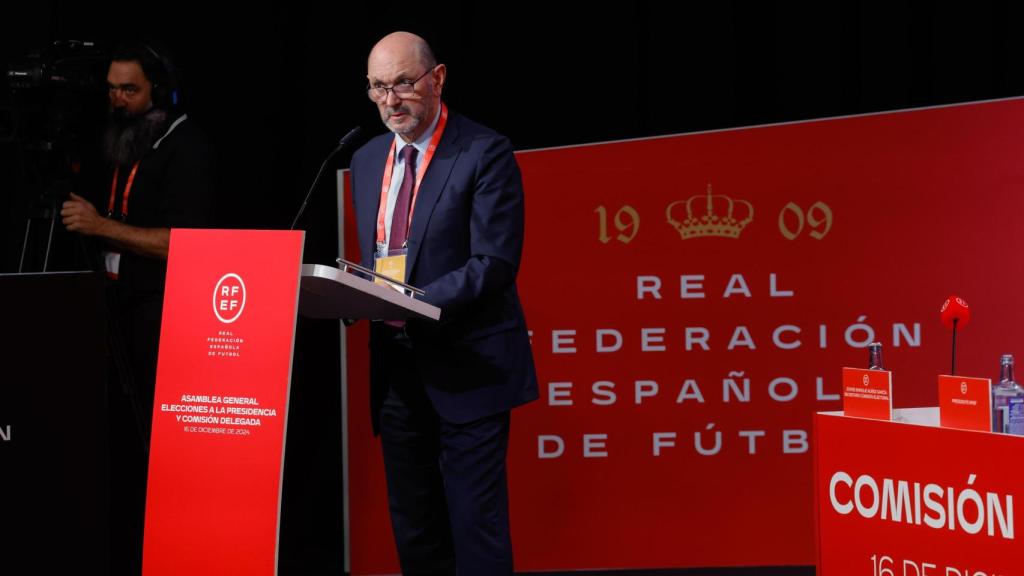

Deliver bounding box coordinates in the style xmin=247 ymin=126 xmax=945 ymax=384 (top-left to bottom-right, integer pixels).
xmin=102 ymin=112 xmax=216 ymax=422
xmin=108 ymin=113 xmax=215 ymax=302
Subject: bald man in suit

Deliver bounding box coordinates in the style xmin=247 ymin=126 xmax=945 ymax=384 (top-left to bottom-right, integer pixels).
xmin=349 ymin=32 xmax=538 ymax=575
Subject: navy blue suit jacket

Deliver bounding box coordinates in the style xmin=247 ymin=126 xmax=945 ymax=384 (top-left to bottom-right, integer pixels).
xmin=350 ymin=111 xmax=539 ymax=430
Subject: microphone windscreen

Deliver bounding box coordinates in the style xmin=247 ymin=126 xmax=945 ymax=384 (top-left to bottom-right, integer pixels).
xmin=940 ymin=295 xmax=970 ymax=329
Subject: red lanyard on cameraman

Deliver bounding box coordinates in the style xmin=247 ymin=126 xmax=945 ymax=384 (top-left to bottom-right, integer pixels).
xmin=107 ymin=161 xmax=140 ymax=219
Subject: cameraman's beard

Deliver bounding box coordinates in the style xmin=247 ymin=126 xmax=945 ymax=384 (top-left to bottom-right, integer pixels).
xmin=103 ymin=108 xmax=168 ymax=166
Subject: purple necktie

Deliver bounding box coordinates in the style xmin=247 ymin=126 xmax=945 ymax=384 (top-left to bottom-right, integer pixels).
xmin=389 ymin=145 xmax=419 ymax=250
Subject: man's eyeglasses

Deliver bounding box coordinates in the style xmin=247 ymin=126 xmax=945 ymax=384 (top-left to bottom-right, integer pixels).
xmin=366 ymin=68 xmax=434 ymax=103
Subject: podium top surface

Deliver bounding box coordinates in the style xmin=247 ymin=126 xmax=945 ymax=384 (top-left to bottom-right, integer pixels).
xmin=299 ymin=264 xmax=441 ymax=321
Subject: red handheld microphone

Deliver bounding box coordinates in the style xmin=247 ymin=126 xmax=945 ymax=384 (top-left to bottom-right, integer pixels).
xmin=940 ymin=295 xmax=969 ymax=375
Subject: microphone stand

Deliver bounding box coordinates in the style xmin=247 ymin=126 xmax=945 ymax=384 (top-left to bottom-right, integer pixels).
xmin=951 ymin=318 xmax=958 ymax=376
xmin=290 ymin=126 xmax=362 ymax=230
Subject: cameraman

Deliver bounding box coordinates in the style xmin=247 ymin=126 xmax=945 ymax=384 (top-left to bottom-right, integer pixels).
xmin=60 ymin=39 xmax=215 ymax=574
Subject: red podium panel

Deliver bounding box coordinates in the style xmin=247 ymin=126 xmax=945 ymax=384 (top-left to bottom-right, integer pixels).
xmin=143 ymin=229 xmax=304 ymax=576
xmin=815 ymin=411 xmax=1023 ymax=575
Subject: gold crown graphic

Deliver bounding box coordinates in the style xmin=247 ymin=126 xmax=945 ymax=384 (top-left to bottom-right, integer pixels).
xmin=666 ymin=183 xmax=754 ymax=239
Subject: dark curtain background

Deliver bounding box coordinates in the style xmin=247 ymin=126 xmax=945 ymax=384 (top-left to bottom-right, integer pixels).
xmin=2 ymin=2 xmax=1021 ymax=573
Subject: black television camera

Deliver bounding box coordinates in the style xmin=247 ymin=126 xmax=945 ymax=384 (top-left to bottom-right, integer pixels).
xmin=3 ymin=40 xmax=108 ymax=272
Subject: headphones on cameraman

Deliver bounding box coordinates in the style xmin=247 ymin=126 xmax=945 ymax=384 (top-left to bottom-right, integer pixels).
xmin=139 ymin=41 xmax=181 ymax=109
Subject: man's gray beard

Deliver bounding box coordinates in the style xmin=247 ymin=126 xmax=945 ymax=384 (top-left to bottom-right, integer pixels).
xmin=102 ymin=109 xmax=168 ymax=166
xmin=383 ymin=107 xmax=422 ymax=137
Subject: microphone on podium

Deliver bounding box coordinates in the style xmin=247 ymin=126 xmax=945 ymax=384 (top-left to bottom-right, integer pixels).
xmin=940 ymin=295 xmax=970 ymax=375
xmin=290 ymin=126 xmax=363 ymax=230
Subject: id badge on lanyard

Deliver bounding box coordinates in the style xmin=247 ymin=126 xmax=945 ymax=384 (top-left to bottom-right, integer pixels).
xmin=372 ymin=104 xmax=449 ymax=294
xmin=374 ymin=243 xmax=408 ymax=292
xmin=103 ymin=250 xmax=121 ymax=279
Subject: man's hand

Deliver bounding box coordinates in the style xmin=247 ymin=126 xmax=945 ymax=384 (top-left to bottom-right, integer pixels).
xmin=61 ymin=192 xmax=110 ymax=236
xmin=61 ymin=192 xmax=170 ymax=259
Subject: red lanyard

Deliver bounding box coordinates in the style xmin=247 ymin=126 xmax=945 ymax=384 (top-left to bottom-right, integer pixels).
xmin=375 ymin=104 xmax=449 ymax=245
xmin=107 ymin=161 xmax=140 ymax=218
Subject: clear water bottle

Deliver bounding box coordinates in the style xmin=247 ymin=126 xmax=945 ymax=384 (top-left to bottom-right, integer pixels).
xmin=867 ymin=342 xmax=884 ymax=370
xmin=992 ymin=354 xmax=1024 ymax=435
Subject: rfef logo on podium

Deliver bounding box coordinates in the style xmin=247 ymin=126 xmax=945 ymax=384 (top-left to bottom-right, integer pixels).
xmin=143 ymin=229 xmax=304 ymax=576
xmin=213 ymin=273 xmax=247 ymax=323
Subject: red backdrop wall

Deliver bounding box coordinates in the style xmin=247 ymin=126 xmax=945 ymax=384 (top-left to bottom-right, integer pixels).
xmin=345 ymin=98 xmax=1024 ymax=573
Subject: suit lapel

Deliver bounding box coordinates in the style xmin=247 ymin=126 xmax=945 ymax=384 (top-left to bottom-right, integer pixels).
xmin=405 ymin=114 xmax=461 ymax=280
xmin=355 ymin=136 xmax=391 ymax=267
